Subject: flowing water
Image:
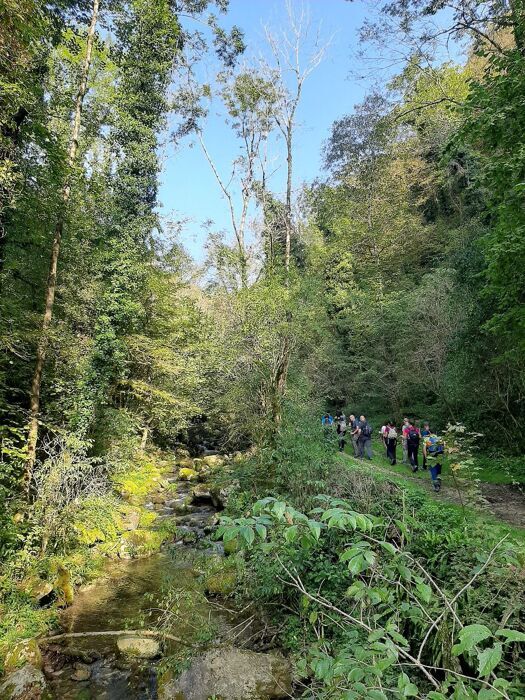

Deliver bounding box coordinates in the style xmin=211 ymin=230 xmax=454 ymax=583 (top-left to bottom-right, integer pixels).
xmin=42 ymin=476 xmax=240 ymax=699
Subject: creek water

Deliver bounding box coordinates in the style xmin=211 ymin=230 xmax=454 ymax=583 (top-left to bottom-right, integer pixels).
xmin=42 ymin=476 xmax=241 ymax=699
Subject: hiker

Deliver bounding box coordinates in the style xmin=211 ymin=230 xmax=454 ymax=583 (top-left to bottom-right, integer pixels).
xmin=380 ymin=422 xmax=389 ymax=457
xmin=335 ymin=412 xmax=347 ymax=452
xmin=357 ymin=415 xmax=373 ymax=460
xmin=420 ymin=421 xmax=431 ymax=469
xmin=349 ymin=414 xmax=359 ymax=456
xmin=406 ymin=419 xmax=421 ymax=472
xmin=321 ymin=413 xmax=334 ymax=426
xmin=422 ymin=432 xmax=445 ymax=492
xmin=401 ymin=417 xmax=410 ymax=464
xmin=386 ymin=420 xmax=397 ymax=465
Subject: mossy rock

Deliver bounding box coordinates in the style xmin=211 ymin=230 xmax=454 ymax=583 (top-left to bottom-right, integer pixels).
xmin=202 ymin=455 xmax=225 ymax=469
xmin=0 ymin=665 xmax=52 ymax=700
xmin=4 ymin=639 xmax=43 ymax=673
xmin=204 ymin=570 xmax=236 ymax=596
xmin=55 ymin=565 xmax=74 ymax=606
xmin=177 ymin=457 xmax=194 ymax=470
xmin=119 ymin=528 xmax=168 ymax=558
xmin=223 ymin=538 xmax=239 ymax=555
xmin=178 ymin=468 xmax=198 ymax=481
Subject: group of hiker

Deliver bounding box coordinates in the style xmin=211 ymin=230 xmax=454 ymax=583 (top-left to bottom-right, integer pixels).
xmin=321 ymin=413 xmax=445 ymax=492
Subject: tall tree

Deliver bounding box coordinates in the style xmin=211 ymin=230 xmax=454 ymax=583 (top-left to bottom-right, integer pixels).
xmin=25 ymin=0 xmax=100 ymax=487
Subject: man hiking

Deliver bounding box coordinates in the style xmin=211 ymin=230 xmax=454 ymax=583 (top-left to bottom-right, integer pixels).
xmin=406 ymin=419 xmax=421 ymax=472
xmin=422 ymin=431 xmax=445 ymax=492
xmin=357 ymin=415 xmax=373 ymax=460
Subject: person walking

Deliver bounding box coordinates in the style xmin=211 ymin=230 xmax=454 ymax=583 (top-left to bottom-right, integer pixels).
xmin=386 ymin=420 xmax=397 ymax=465
xmin=406 ymin=419 xmax=421 ymax=472
xmin=357 ymin=415 xmax=373 ymax=460
xmin=420 ymin=421 xmax=431 ymax=469
xmin=349 ymin=414 xmax=359 ymax=456
xmin=380 ymin=422 xmax=389 ymax=458
xmin=422 ymin=431 xmax=445 ymax=492
xmin=335 ymin=412 xmax=347 ymax=452
xmin=401 ymin=417 xmax=410 ymax=464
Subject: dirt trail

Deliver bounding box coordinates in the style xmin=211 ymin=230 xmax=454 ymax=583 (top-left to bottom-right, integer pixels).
xmin=347 ymin=456 xmax=525 ymax=529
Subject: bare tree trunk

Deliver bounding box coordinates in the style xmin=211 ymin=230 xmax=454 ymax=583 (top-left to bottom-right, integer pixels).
xmin=284 ymin=123 xmax=293 ymax=275
xmin=25 ymin=0 xmax=100 ymax=492
xmin=140 ymin=426 xmax=149 ymax=451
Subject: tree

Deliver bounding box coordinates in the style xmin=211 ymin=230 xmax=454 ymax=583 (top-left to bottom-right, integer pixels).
xmin=25 ymin=0 xmax=101 ymax=489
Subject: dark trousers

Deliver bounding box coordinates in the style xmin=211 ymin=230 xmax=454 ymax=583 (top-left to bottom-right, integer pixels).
xmin=338 ymin=432 xmax=346 ymax=451
xmin=386 ymin=438 xmax=397 ymax=464
xmin=407 ymin=441 xmax=419 ymax=469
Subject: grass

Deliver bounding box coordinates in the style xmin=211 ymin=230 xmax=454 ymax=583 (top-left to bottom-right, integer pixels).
xmin=337 ymin=441 xmax=525 ymax=541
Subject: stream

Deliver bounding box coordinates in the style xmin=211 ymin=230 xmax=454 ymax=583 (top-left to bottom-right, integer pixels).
xmin=40 ymin=471 xmax=244 ymax=699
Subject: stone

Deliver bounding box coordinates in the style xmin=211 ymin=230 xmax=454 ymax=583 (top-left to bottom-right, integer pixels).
xmin=121 ymin=510 xmax=140 ymax=531
xmin=0 ymin=665 xmax=51 ymax=700
xmin=23 ymin=578 xmax=54 ymax=605
xmin=191 ymin=485 xmax=213 ymax=504
xmin=178 ymin=468 xmax=198 ymax=481
xmin=204 ymin=569 xmax=236 ymax=596
xmin=201 ymin=455 xmax=224 ymax=469
xmin=55 ymin=566 xmax=74 ymax=606
xmin=177 ymin=457 xmax=194 ymax=469
xmin=158 ymin=648 xmax=292 ymax=700
xmin=4 ymin=639 xmax=43 ymax=673
xmin=116 ymin=636 xmax=160 ymax=659
xmin=71 ymin=664 xmax=91 ymax=682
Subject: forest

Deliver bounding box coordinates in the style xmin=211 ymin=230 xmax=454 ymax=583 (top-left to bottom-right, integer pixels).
xmin=0 ymin=0 xmax=525 ymax=698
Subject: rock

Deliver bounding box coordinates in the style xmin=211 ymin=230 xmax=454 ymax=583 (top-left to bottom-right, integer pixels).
xmin=191 ymin=485 xmax=213 ymax=505
xmin=0 ymin=665 xmax=51 ymax=700
xmin=71 ymin=663 xmax=91 ymax=682
xmin=116 ymin=636 xmax=160 ymax=659
xmin=177 ymin=457 xmax=194 ymax=469
xmin=202 ymin=455 xmax=224 ymax=469
xmin=158 ymin=648 xmax=292 ymax=700
xmin=152 ymin=493 xmax=166 ymax=504
xmin=121 ymin=510 xmax=140 ymax=531
xmin=223 ymin=538 xmax=239 ymax=555
xmin=23 ymin=578 xmax=54 ymax=606
xmin=4 ymin=640 xmax=43 ymax=673
xmin=55 ymin=565 xmax=74 ymax=607
xmin=204 ymin=569 xmax=236 ymax=596
xmin=178 ymin=468 xmax=198 ymax=481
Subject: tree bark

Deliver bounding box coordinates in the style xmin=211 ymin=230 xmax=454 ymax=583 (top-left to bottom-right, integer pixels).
xmin=25 ymin=0 xmax=100 ymax=492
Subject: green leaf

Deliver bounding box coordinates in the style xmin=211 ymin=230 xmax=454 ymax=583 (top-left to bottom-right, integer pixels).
xmin=380 ymin=541 xmax=396 ymax=555
xmin=308 ymin=520 xmax=321 ymax=540
xmin=255 ymin=523 xmax=267 ymax=540
xmin=309 ymin=610 xmax=318 ymax=624
xmin=495 ymin=628 xmax=525 ymax=643
xmin=477 ymin=643 xmax=502 ymax=677
xmin=284 ymin=525 xmax=298 ymax=543
xmin=452 ymin=624 xmax=492 ymax=655
xmin=415 ymin=582 xmax=432 ymax=603
xmin=273 ymin=501 xmax=286 ymax=519
xmin=239 ymin=525 xmax=254 ymax=546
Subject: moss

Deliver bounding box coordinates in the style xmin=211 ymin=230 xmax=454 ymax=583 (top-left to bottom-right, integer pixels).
xmin=204 ymin=570 xmax=236 ymax=596
xmin=120 ymin=528 xmax=169 ymax=558
xmin=4 ymin=638 xmax=42 ymax=673
xmin=139 ymin=510 xmax=158 ymax=528
xmin=223 ymin=538 xmax=239 ymax=555
xmin=112 ymin=457 xmax=166 ymax=504
xmin=178 ymin=468 xmax=198 ymax=481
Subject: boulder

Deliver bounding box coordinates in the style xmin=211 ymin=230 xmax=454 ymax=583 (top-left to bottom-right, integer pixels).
xmin=177 ymin=457 xmax=194 ymax=470
xmin=117 ymin=636 xmax=160 ymax=659
xmin=4 ymin=639 xmax=43 ymax=674
xmin=191 ymin=484 xmax=213 ymax=504
xmin=178 ymin=468 xmax=198 ymax=482
xmin=0 ymin=665 xmax=51 ymax=700
xmin=202 ymin=455 xmax=224 ymax=469
xmin=158 ymin=648 xmax=292 ymax=700
xmin=71 ymin=663 xmax=91 ymax=682
xmin=23 ymin=578 xmax=53 ymax=606
xmin=121 ymin=510 xmax=141 ymax=531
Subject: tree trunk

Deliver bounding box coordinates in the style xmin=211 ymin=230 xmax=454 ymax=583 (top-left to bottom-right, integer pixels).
xmin=25 ymin=0 xmax=100 ymax=493
xmin=284 ymin=123 xmax=293 ymax=275
xmin=140 ymin=426 xmax=149 ymax=451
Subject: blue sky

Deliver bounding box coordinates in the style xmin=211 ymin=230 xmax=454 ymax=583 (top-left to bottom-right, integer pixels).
xmin=157 ymin=0 xmax=456 ymax=262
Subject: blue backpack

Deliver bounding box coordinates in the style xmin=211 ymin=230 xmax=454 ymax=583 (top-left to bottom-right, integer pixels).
xmin=426 ymin=435 xmax=444 ymax=456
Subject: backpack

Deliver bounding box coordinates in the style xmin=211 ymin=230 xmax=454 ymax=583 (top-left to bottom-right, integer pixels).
xmin=337 ymin=420 xmax=347 ymax=434
xmin=407 ymin=427 xmax=419 ymax=442
xmin=361 ymin=423 xmax=372 ymax=439
xmin=388 ymin=427 xmax=397 ymax=439
xmin=426 ymin=435 xmax=444 ymax=456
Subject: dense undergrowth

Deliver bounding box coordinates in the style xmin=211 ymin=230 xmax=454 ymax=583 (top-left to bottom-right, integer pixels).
xmin=218 ymin=405 xmax=525 ymax=699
